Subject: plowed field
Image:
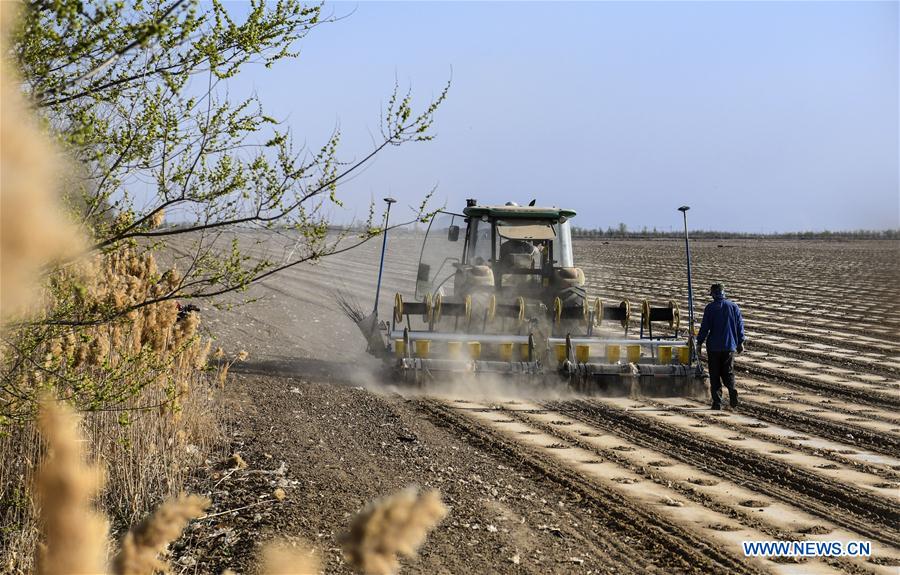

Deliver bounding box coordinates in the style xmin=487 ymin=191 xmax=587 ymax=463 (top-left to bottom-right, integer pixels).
xmin=186 ymin=236 xmax=899 ymax=574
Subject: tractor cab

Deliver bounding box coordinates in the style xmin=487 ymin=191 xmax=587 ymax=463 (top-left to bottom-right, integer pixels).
xmin=415 ymin=201 xmax=584 ymax=312
xmin=461 ymin=203 xmax=579 ymax=299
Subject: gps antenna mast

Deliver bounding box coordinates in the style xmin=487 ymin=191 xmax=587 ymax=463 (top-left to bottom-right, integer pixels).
xmin=678 ymin=206 xmax=696 ymax=364
xmin=373 ymin=197 xmax=397 ymax=315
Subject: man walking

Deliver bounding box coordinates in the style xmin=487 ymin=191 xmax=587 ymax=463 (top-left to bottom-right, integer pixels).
xmin=696 ymin=283 xmax=746 ymax=410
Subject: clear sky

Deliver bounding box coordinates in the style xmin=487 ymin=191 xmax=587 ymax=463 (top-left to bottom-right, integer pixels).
xmin=230 ymin=1 xmax=898 ymax=232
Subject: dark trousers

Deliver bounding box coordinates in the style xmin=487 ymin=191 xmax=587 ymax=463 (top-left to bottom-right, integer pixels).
xmin=707 ymin=350 xmax=737 ymax=407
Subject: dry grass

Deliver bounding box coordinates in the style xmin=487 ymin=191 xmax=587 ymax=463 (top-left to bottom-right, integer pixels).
xmin=0 ymin=373 xmax=222 ymax=573
xmin=30 ymin=400 xmax=212 ymax=575
xmin=1 ymin=7 xmax=99 ymax=569
xmin=340 ymin=487 xmax=448 ymax=575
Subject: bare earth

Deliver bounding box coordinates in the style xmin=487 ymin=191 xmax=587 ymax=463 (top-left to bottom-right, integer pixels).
xmin=173 ymin=236 xmax=900 ymax=575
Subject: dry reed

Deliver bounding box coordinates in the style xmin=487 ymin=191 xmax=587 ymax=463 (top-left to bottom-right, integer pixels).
xmin=260 ymin=540 xmax=321 ymax=575
xmin=340 ymin=487 xmax=447 ymax=575
xmin=0 ymin=83 xmax=224 ymax=574
xmin=0 ymin=10 xmax=455 ymax=575
xmin=1 ymin=243 xmax=224 ymax=569
xmin=0 ymin=3 xmax=83 ymax=328
xmin=111 ymin=494 xmax=210 ymax=575
xmin=0 ymin=5 xmax=226 ymax=573
xmin=34 ymin=399 xmax=109 ymax=575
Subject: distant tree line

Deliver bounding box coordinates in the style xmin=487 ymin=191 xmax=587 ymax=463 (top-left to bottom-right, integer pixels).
xmin=327 ymin=222 xmax=900 ymax=240
xmin=571 ymin=225 xmax=900 ymax=241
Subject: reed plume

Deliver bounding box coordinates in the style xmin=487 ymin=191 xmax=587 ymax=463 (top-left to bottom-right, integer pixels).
xmin=340 ymin=487 xmax=447 ymax=575
xmin=111 ymin=494 xmax=210 ymax=575
xmin=260 ymin=540 xmax=321 ymax=574
xmin=0 ymin=3 xmax=83 ymax=328
xmin=34 ymin=399 xmax=109 ymax=575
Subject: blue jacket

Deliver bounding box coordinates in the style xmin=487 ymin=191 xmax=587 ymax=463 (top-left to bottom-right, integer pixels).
xmin=697 ymin=295 xmax=745 ymax=352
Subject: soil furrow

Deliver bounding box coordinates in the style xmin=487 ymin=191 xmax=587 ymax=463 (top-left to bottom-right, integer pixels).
xmin=745 ymin=340 xmax=900 ymax=378
xmin=738 ymin=365 xmax=900 ymax=410
xmin=732 ymin=399 xmax=900 ymax=458
xmin=497 ymin=403 xmax=897 ymax=575
xmin=640 ymin=399 xmax=900 ymax=480
xmin=419 ymin=399 xmax=766 ymax=575
xmin=586 ymin=275 xmax=900 ymax=341
xmin=549 ymin=399 xmax=900 ymax=549
xmin=742 ymin=379 xmax=900 ymax=427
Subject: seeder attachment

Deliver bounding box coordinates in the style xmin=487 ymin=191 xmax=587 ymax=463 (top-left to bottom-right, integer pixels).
xmin=347 ymin=201 xmax=707 ymax=399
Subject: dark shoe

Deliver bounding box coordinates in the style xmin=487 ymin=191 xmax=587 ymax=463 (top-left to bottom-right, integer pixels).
xmin=711 ymin=404 xmax=722 ymax=411
xmin=729 ymin=390 xmax=739 ymax=408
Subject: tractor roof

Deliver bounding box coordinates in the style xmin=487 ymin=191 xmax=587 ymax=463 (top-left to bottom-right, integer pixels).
xmin=463 ymin=205 xmax=576 ymax=220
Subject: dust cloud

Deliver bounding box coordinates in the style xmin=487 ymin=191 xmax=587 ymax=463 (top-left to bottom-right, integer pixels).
xmin=347 ymin=361 xmax=579 ymax=402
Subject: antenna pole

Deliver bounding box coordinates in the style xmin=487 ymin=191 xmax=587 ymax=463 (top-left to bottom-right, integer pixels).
xmin=373 ymin=197 xmax=397 ymax=315
xmin=678 ymin=206 xmax=696 ymax=364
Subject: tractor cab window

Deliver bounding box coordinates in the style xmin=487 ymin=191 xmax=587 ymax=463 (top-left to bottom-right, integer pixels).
xmin=467 ymin=217 xmax=493 ymax=266
xmin=496 ymin=220 xmax=555 ymax=271
xmin=554 ymin=220 xmax=574 ymax=268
